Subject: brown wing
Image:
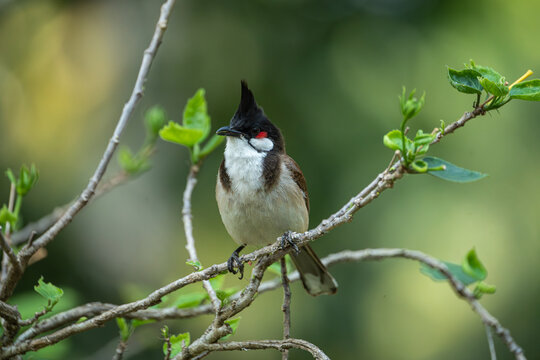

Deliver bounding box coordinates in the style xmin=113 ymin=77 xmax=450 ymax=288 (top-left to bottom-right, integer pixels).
xmin=283 ymin=155 xmax=309 ymax=213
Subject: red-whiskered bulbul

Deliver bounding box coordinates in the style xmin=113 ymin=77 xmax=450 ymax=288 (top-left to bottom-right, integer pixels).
xmin=215 ymin=81 xmax=338 ymax=296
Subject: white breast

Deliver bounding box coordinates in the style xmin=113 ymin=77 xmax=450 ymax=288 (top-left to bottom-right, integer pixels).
xmin=217 ymin=137 xmax=309 ymax=246
xmin=223 ymin=137 xmax=266 ymax=195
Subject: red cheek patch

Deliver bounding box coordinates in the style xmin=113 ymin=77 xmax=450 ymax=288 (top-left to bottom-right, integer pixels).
xmin=255 ymin=131 xmax=268 ymax=139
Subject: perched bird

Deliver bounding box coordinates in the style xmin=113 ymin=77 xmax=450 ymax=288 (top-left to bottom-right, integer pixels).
xmin=215 ymin=81 xmax=337 ymax=296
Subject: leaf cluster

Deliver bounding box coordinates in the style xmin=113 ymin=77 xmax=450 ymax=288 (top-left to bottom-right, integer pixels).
xmin=448 ymin=60 xmax=540 ymax=110
xmin=159 ymin=89 xmax=224 ymax=164
xmin=420 ymin=248 xmax=496 ymax=298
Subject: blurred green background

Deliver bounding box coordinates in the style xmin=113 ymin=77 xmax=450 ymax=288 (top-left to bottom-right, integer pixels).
xmin=1 ymin=0 xmax=539 ymax=359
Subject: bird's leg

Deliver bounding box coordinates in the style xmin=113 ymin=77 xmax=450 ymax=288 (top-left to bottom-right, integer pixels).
xmin=227 ymin=245 xmax=246 ymax=279
xmin=280 ymin=231 xmax=300 ymax=254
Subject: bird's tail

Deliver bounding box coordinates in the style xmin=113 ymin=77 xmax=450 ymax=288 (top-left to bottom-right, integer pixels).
xmin=290 ymin=244 xmax=338 ymax=296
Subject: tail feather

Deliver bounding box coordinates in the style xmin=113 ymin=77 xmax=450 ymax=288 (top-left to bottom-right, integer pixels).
xmin=290 ymin=244 xmax=338 ymax=296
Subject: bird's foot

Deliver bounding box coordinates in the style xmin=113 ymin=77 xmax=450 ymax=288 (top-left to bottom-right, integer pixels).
xmin=280 ymin=231 xmax=300 ymax=254
xmin=227 ymin=245 xmax=246 ymax=279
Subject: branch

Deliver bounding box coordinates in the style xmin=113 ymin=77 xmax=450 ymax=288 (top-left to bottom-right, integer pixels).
xmin=1 ymin=97 xmax=524 ymax=357
xmin=111 ymin=340 xmax=128 ymax=360
xmin=178 ymin=256 xmax=274 ymax=359
xmin=280 ymin=258 xmax=291 ymax=360
xmin=0 ymin=227 xmax=21 ymax=272
xmin=486 ymin=324 xmax=497 ymax=360
xmin=0 ymin=300 xmax=21 ymax=345
xmin=0 ymin=0 xmax=177 ymax=302
xmin=191 ymin=339 xmax=329 ymax=360
xmin=3 ymin=248 xmax=526 ymax=359
xmin=15 ymin=302 xmax=213 ymax=343
xmin=182 ymin=165 xmax=221 ymax=312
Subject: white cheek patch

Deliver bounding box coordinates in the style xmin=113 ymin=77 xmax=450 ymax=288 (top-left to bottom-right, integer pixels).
xmin=249 ymin=137 xmax=274 ymax=152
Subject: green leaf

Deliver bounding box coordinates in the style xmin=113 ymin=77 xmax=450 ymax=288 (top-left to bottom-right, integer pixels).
xmin=0 ymin=205 xmax=17 ymax=227
xmin=5 ymin=169 xmax=16 ymax=185
xmin=222 ymin=317 xmax=241 ymax=340
xmin=117 ymin=146 xmax=150 ymax=174
xmin=209 ymin=274 xmax=225 ymax=290
xmin=413 ymin=130 xmax=435 ymax=155
xmin=474 ymin=281 xmax=496 ymax=296
xmin=479 ymin=77 xmax=509 ymax=97
xmin=411 ymin=160 xmax=428 ymax=173
xmin=145 ymin=106 xmax=167 ymax=139
xmin=183 ymin=89 xmax=211 ymax=142
xmin=413 ymin=130 xmax=436 ymax=146
xmin=468 ymin=62 xmax=508 ymax=96
xmin=164 ymin=332 xmax=190 ymax=357
xmin=383 ymin=130 xmax=403 ymax=151
xmin=186 ymin=260 xmax=203 ymax=271
xmin=34 ymin=277 xmax=64 ymax=311
xmin=172 ymin=292 xmax=208 ymax=309
xmin=199 ymin=134 xmax=225 ymax=159
xmin=462 ymin=248 xmax=487 ymax=281
xmin=399 ymin=87 xmax=425 ymax=122
xmin=8 ymin=164 xmax=39 ymax=197
xmin=159 ymin=121 xmax=204 ymax=147
xmin=215 ymin=287 xmax=238 ymax=303
xmin=423 ymin=156 xmax=487 ymax=183
xmin=116 ymin=318 xmax=131 ymax=342
xmin=447 ymin=67 xmax=483 ymax=94
xmin=420 ymin=261 xmax=478 ymax=285
xmin=509 ymin=79 xmax=540 ymax=101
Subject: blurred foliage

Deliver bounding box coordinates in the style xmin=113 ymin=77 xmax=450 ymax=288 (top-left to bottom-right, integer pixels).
xmin=1 ymin=0 xmax=540 ymax=359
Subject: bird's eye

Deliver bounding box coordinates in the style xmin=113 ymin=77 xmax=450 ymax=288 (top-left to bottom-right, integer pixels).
xmin=255 ymin=131 xmax=268 ymax=139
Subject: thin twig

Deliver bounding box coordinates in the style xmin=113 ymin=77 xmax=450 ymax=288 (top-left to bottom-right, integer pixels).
xmin=182 ymin=165 xmax=221 ymax=313
xmin=1 ymin=184 xmax=16 ymax=296
xmin=18 ymin=308 xmax=48 ymax=327
xmin=486 ymin=323 xmax=497 ymax=360
xmin=280 ymin=257 xmax=291 ymax=360
xmin=164 ymin=335 xmax=172 ymax=360
xmin=111 ymin=340 xmax=128 ymax=360
xmin=0 ymin=0 xmax=177 ymax=302
xmin=5 ymin=183 xmax=15 ymax=237
xmin=15 ymin=302 xmax=212 ymax=343
xmin=0 ymin=227 xmax=21 ymax=272
xmin=190 ymin=339 xmax=330 ymax=360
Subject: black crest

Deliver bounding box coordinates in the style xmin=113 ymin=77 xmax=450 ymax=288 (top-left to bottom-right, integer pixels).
xmin=229 ymin=81 xmax=285 ymax=152
xmin=238 ymin=80 xmax=259 ymax=116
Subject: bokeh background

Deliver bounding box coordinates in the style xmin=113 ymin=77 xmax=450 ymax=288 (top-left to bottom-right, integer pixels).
xmin=1 ymin=0 xmax=539 ymax=359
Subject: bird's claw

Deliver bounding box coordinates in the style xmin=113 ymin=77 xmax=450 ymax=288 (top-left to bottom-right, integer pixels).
xmin=227 ymin=246 xmax=245 ymax=279
xmin=281 ymin=231 xmax=300 ymax=254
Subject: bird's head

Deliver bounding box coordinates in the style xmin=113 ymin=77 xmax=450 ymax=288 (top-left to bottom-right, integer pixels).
xmin=216 ymin=81 xmax=284 ymax=153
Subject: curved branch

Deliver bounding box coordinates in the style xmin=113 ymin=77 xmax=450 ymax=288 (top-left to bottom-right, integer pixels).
xmin=191 ymin=339 xmax=330 ymax=360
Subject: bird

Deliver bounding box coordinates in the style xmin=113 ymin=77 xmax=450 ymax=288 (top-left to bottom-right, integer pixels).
xmin=215 ymin=81 xmax=338 ymax=296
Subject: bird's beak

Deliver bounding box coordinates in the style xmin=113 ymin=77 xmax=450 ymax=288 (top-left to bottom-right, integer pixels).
xmin=216 ymin=126 xmax=243 ymax=137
